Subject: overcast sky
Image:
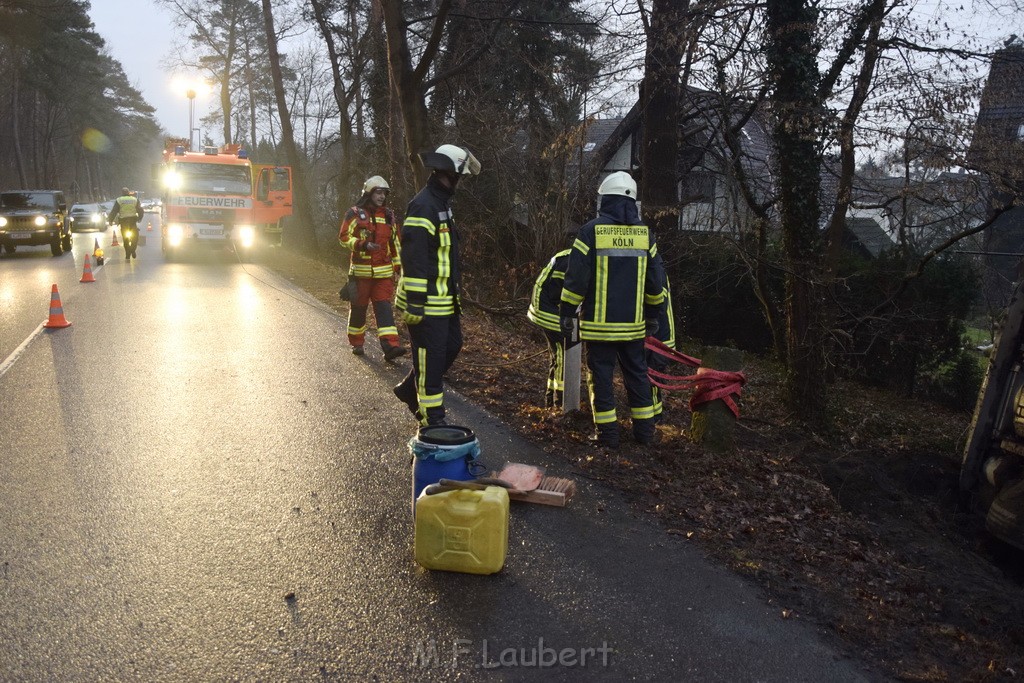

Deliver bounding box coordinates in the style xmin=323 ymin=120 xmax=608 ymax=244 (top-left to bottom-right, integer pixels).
xmin=88 ymin=0 xmax=195 ymax=135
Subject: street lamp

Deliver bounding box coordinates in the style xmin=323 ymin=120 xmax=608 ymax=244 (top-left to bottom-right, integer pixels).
xmin=172 ymin=77 xmax=211 ymax=150
xmin=187 ymin=88 xmax=196 ymax=150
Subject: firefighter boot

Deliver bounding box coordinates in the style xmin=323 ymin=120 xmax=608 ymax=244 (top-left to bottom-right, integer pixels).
xmin=393 ymin=377 xmax=421 ymax=421
xmin=383 ymin=344 xmax=407 ymax=362
xmin=633 ymin=418 xmax=657 ymax=446
xmin=589 ymin=423 xmax=621 ymax=450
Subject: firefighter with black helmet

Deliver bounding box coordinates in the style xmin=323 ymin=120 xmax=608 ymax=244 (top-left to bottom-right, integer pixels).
xmin=338 ymin=175 xmax=406 ymax=361
xmin=392 ymin=144 xmax=481 ymax=425
xmin=559 ymin=171 xmax=666 ymax=448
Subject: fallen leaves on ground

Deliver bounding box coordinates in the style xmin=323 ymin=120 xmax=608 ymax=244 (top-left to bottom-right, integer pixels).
xmin=264 ymin=248 xmax=1024 ymax=682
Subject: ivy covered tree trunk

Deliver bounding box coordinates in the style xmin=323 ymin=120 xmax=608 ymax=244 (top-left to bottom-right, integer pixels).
xmin=765 ymin=0 xmax=827 ymax=422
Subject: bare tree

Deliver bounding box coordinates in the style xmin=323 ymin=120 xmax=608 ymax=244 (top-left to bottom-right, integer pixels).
xmin=260 ymin=0 xmax=318 ymax=253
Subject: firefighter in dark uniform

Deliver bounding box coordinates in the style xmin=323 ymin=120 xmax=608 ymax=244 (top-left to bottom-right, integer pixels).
xmin=647 ymin=267 xmax=676 ymax=423
xmin=527 ymin=231 xmax=576 ymax=408
xmin=338 ymin=175 xmax=406 ymax=360
xmin=560 ymin=171 xmax=666 ymax=448
xmin=107 ymin=187 xmax=144 ymax=259
xmin=393 ymin=144 xmax=481 ymax=425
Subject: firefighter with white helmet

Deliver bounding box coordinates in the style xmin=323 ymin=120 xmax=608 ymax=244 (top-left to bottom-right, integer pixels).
xmin=559 ymin=171 xmax=666 ymax=448
xmin=393 ymin=144 xmax=481 ymax=425
xmin=338 ymin=175 xmax=406 ymax=360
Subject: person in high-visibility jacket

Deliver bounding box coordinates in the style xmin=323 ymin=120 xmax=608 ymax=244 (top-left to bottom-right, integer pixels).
xmin=393 ymin=144 xmax=481 ymax=425
xmin=559 ymin=171 xmax=666 ymax=448
xmin=338 ymin=175 xmax=406 ymax=360
xmin=527 ymin=229 xmax=577 ymax=408
xmin=107 ymin=187 xmax=143 ymax=260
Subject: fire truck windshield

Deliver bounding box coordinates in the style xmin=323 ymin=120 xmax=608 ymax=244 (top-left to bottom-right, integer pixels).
xmin=170 ymin=162 xmax=251 ymax=195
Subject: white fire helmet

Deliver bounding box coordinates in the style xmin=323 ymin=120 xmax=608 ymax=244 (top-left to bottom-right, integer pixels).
xmin=598 ymin=171 xmax=637 ymax=198
xmin=420 ymin=144 xmax=481 ymax=176
xmin=362 ymin=175 xmax=390 ymax=195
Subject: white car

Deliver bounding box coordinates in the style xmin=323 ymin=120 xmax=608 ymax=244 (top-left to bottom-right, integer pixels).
xmin=69 ymin=203 xmax=108 ymax=232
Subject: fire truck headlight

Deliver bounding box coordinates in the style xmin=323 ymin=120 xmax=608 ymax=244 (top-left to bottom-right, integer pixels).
xmin=237 ymin=225 xmax=256 ymax=248
xmin=0 ymin=217 xmax=6 ymax=227
xmin=34 ymin=215 xmax=46 ymax=226
xmin=167 ymin=223 xmax=185 ymax=246
xmin=163 ymin=170 xmax=182 ymax=190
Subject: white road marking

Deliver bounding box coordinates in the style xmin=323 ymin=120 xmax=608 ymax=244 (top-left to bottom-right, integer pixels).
xmin=0 ymin=321 xmax=45 ymax=379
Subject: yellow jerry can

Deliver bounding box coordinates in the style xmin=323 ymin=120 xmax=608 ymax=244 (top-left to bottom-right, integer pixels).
xmin=414 ymin=486 xmax=509 ymax=575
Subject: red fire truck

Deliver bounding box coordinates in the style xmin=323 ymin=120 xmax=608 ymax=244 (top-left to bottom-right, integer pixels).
xmin=158 ymin=141 xmax=292 ymax=260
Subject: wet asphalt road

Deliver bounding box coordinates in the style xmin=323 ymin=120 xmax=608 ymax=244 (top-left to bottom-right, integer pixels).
xmin=0 ymin=231 xmax=883 ymax=681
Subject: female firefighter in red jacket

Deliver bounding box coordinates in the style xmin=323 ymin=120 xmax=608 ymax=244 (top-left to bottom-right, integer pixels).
xmin=338 ymin=176 xmax=407 ymax=360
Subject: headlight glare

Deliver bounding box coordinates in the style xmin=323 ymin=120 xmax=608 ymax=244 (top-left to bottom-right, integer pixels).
xmin=34 ymin=215 xmax=46 ymax=226
xmin=237 ymin=225 xmax=256 ymax=248
xmin=167 ymin=223 xmax=184 ymax=247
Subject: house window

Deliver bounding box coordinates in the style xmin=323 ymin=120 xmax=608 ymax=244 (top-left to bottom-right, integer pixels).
xmin=680 ymin=171 xmax=716 ymax=204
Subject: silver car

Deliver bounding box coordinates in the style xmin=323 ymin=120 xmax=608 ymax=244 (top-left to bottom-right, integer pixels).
xmin=69 ymin=203 xmax=108 ymax=232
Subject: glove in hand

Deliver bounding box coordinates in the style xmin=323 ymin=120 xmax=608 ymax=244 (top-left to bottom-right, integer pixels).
xmin=645 ymin=319 xmax=660 ymax=337
xmin=559 ymin=316 xmax=576 ymax=339
xmin=364 ymin=241 xmax=380 ymax=252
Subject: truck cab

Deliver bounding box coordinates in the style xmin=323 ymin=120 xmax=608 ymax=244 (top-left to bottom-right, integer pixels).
xmin=157 ymin=142 xmax=292 ymax=260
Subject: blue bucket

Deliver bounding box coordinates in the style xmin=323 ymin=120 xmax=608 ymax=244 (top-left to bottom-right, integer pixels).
xmin=410 ymin=425 xmax=484 ymax=505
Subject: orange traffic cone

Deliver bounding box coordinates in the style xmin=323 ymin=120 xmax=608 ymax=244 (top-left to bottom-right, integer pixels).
xmin=80 ymin=254 xmax=96 ymax=283
xmin=44 ymin=284 xmax=71 ymax=328
xmin=111 ymin=229 xmax=119 ymax=247
xmin=147 ymin=219 xmax=153 ymax=232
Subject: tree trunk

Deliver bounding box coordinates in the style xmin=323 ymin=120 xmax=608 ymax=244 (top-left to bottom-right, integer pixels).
xmin=12 ymin=83 xmax=27 ymax=188
xmin=765 ymin=0 xmax=827 ymax=422
xmin=380 ymin=0 xmax=450 ymax=185
xmin=310 ymin=0 xmax=356 ymax=210
xmin=260 ymin=0 xmax=318 ymax=253
xmin=639 ymin=0 xmax=689 ymax=236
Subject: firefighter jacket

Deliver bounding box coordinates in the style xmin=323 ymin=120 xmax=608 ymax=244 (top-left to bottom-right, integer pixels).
xmin=527 ymin=248 xmax=571 ymax=332
xmin=338 ymin=202 xmax=401 ymax=278
xmin=396 ymin=176 xmax=461 ymax=318
xmin=560 ymin=195 xmax=665 ymax=342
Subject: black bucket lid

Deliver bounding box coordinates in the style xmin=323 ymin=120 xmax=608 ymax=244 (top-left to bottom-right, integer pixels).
xmin=417 ymin=425 xmax=476 ymax=445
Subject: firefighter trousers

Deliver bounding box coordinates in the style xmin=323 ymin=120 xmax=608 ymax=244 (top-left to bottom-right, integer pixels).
xmin=396 ymin=315 xmax=463 ymax=425
xmin=646 ymin=346 xmax=670 ymax=423
xmin=347 ymin=277 xmax=399 ymax=350
xmin=585 ymin=339 xmax=656 ymax=444
xmin=543 ymin=329 xmax=565 ymax=408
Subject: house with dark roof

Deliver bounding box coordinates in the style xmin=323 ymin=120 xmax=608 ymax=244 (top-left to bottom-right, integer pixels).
xmin=578 ymin=87 xmax=774 ymax=235
xmin=581 ymin=90 xmax=897 ymax=258
xmin=967 ymin=38 xmax=1024 ymax=300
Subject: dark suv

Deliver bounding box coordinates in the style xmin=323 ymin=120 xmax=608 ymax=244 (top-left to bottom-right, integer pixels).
xmin=0 ymin=190 xmax=71 ymax=256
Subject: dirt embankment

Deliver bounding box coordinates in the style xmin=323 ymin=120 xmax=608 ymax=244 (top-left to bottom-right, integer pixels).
xmin=263 ymin=248 xmax=1024 ymax=682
